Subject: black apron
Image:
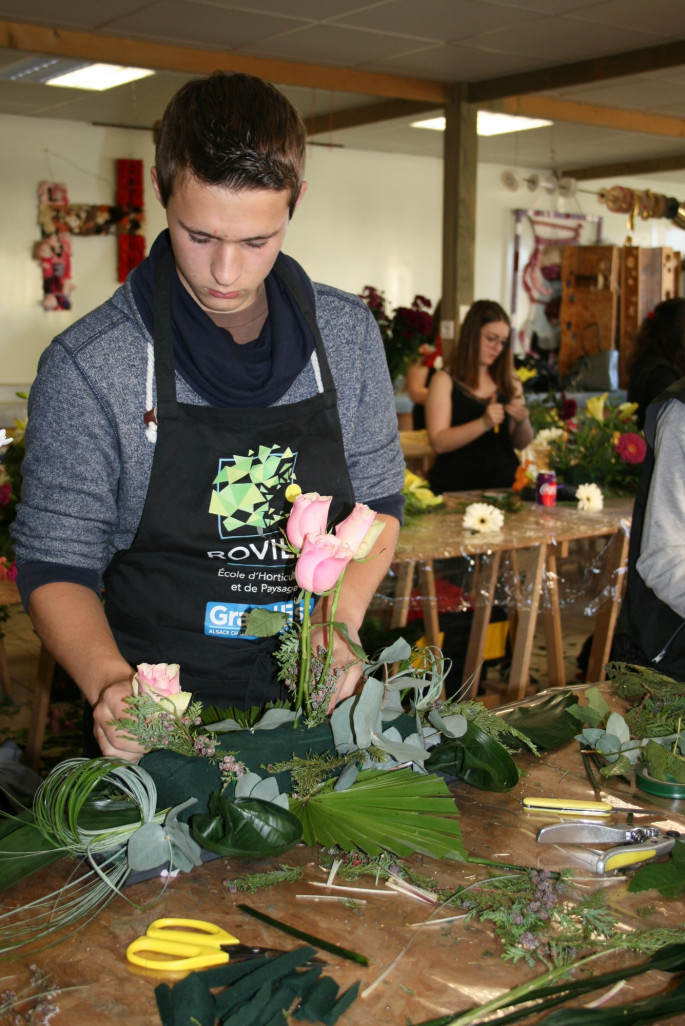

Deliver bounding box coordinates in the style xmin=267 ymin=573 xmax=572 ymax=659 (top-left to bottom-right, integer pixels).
xmin=104 ymin=247 xmax=355 ymax=709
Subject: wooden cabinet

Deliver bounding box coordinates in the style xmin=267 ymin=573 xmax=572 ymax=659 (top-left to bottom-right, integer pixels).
xmin=559 ymin=245 xmax=681 ymax=387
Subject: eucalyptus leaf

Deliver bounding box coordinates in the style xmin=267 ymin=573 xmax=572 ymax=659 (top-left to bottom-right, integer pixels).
xmin=250 ymin=707 xmax=298 ymax=730
xmin=577 ymin=728 xmax=605 ymax=747
xmin=371 ymin=729 xmax=430 ymax=765
xmin=596 ymin=733 xmax=621 ymax=759
xmin=605 ymin=712 xmax=630 ymax=746
xmin=363 ymin=638 xmax=411 ymax=674
xmin=330 ymin=697 xmax=355 ymax=749
xmin=127 ymin=822 xmax=170 ymax=872
xmin=351 ymin=677 xmax=384 ymax=749
xmin=235 ymin=772 xmax=266 ymax=796
xmin=333 ymin=761 xmax=359 ymax=792
xmin=164 ymin=820 xmax=203 ymax=873
xmin=427 ymin=709 xmax=468 ymax=739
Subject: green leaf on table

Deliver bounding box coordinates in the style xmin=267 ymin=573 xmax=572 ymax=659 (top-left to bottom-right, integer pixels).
xmin=628 ymin=840 xmax=685 ymax=898
xmin=190 ymin=793 xmax=303 ymax=858
xmin=500 ymin=689 xmax=580 ymax=749
xmin=643 ymin=739 xmax=685 ymax=783
xmin=600 ymin=752 xmax=632 ymax=778
xmin=605 ymin=711 xmax=630 ymax=745
xmin=289 ymin=767 xmax=465 ymax=860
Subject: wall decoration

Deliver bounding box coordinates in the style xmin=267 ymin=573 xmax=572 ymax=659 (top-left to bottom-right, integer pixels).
xmin=33 ymin=160 xmax=146 ymax=311
xmin=511 ymin=209 xmax=602 ymax=365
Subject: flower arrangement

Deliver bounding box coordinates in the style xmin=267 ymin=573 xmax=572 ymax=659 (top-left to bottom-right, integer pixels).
xmin=0 ymin=420 xmax=24 ymax=572
xmin=523 ymin=393 xmax=646 ymax=494
xmin=3 ymin=486 xmax=580 ymax=957
xmin=359 ymin=286 xmax=434 ymax=384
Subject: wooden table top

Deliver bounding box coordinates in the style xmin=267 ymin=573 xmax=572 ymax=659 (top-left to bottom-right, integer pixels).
xmin=5 ymin=687 xmax=683 ymax=1026
xmin=396 ymin=494 xmax=634 ymax=563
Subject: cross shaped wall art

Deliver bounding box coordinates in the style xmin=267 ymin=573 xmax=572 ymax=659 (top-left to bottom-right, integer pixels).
xmin=33 ymin=159 xmax=146 ymax=311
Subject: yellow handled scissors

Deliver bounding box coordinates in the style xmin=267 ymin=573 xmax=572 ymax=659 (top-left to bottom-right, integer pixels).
xmin=126 ymin=917 xmax=295 ymax=972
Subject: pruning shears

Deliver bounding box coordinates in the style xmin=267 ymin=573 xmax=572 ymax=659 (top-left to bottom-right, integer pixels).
xmin=536 ymin=821 xmax=678 ymax=874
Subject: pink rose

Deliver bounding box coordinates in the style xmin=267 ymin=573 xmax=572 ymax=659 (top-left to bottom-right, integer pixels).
xmin=295 ymin=534 xmax=354 ymax=593
xmin=615 ymin=432 xmax=647 ymax=465
xmin=132 ymin=662 xmax=191 ymax=715
xmin=0 ymin=483 xmax=11 ymax=507
xmin=335 ymin=503 xmax=385 ymax=559
xmin=286 ymin=492 xmax=332 ymax=550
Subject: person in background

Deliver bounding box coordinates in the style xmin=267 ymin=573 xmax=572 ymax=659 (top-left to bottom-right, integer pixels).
xmin=615 ymin=375 xmax=685 ymax=678
xmin=406 ymin=302 xmax=442 ymax=430
xmin=425 ymin=300 xmax=533 ymax=494
xmin=627 ymin=297 xmax=685 ymax=430
xmin=12 ymin=71 xmax=404 ymax=761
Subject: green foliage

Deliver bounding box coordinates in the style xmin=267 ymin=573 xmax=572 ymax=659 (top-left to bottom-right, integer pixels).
xmin=116 ymin=695 xmax=221 ymax=758
xmin=628 ymin=839 xmax=685 ymax=898
xmin=290 ymin=766 xmax=465 ymax=860
xmin=191 ymin=793 xmax=303 ymax=858
xmin=224 ymin=863 xmax=305 ymax=893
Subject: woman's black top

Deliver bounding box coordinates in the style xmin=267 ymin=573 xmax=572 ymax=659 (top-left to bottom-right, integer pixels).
xmin=428 ymin=379 xmax=519 ymax=494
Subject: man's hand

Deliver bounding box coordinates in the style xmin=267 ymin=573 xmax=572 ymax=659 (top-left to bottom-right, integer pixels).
xmin=309 ymin=621 xmax=364 ymax=712
xmin=92 ymin=677 xmax=147 ymax=761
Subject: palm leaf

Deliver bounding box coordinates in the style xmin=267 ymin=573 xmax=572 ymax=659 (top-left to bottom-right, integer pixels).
xmin=289 ymin=767 xmax=465 ymax=860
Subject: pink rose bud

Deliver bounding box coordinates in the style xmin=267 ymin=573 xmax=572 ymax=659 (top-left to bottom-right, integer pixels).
xmin=133 ymin=662 xmax=192 ymax=716
xmin=335 ymin=503 xmax=385 ymax=559
xmin=286 ymin=492 xmax=333 ymax=550
xmin=133 ymin=662 xmax=181 ymax=698
xmin=295 ymin=534 xmax=354 ymax=594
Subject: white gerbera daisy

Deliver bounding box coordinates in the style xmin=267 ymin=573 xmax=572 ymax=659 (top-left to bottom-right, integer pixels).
xmin=576 ymin=482 xmax=604 ymax=511
xmin=535 ymin=427 xmax=564 ymax=445
xmin=463 ymin=502 xmax=504 ymax=534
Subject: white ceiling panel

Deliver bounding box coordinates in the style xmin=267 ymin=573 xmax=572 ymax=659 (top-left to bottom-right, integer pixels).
xmin=0 ymin=0 xmax=683 ymax=178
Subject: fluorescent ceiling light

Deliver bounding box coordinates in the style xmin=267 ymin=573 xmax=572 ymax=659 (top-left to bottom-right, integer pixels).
xmin=45 ymin=63 xmax=154 ymax=91
xmin=412 ymin=111 xmax=553 ymax=136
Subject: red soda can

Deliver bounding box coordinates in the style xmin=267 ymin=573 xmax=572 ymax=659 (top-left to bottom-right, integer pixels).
xmin=536 ymin=470 xmax=557 ymax=506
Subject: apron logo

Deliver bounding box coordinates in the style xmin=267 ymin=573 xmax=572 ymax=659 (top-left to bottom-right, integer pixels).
xmin=209 ymin=443 xmax=297 ymax=539
xmin=205 ymin=598 xmax=307 ymax=638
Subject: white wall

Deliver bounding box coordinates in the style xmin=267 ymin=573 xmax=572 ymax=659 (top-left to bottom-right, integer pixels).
xmin=2 ymin=108 xmax=685 ymax=396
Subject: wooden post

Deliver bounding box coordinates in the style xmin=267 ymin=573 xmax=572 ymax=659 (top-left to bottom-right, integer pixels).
xmin=441 ymin=84 xmax=477 ymax=358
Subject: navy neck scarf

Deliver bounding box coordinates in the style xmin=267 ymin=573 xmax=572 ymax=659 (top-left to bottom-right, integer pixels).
xmin=131 ymin=230 xmax=316 ymax=407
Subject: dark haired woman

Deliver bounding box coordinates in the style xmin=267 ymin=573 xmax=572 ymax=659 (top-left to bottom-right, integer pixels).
xmin=628 ymin=297 xmax=685 ymax=430
xmin=426 ymin=300 xmax=533 ymax=493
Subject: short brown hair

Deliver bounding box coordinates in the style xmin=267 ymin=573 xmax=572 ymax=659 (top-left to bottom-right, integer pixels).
xmin=154 ymin=72 xmax=306 ymax=215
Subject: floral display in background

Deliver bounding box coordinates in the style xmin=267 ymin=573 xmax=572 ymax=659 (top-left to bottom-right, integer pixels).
xmin=359 ymin=286 xmax=434 ymax=385
xmin=0 ymin=419 xmax=24 ymax=578
xmin=518 ymin=392 xmax=646 ymax=495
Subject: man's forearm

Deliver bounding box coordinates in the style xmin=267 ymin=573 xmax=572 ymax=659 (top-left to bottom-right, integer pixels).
xmin=28 ymin=581 xmax=134 ymax=706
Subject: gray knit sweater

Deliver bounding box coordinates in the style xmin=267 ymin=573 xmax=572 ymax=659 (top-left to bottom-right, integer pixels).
xmin=13 ymin=271 xmax=404 ymax=590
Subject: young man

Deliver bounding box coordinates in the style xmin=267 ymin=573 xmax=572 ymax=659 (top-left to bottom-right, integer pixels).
xmin=12 ymin=72 xmax=405 ymax=760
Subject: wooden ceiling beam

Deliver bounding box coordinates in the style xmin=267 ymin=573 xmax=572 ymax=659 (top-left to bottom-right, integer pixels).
xmin=468 ymin=39 xmax=685 ymax=102
xmin=306 ymin=99 xmax=439 ymax=135
xmin=499 ymin=94 xmax=685 ymax=139
xmin=0 ymin=19 xmax=450 ymax=104
xmin=562 ymin=153 xmax=685 ymax=181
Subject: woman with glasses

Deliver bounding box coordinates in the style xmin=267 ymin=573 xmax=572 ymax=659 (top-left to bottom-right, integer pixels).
xmin=426 ymin=300 xmax=533 ymax=494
